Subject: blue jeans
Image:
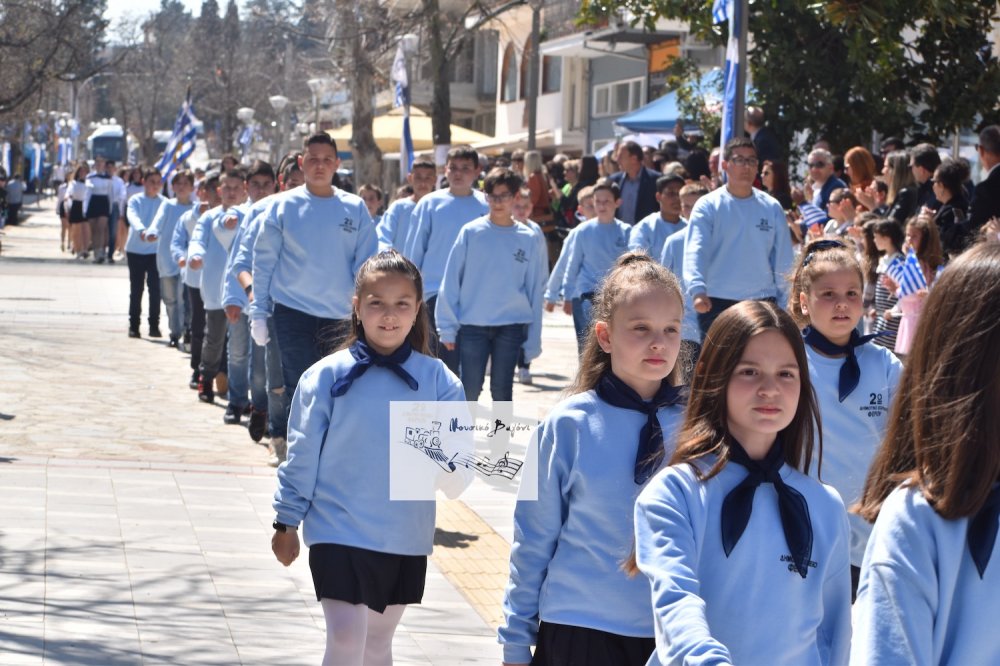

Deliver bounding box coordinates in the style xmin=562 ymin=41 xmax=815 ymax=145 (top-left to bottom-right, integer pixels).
xmin=227 ymin=313 xmax=253 ymax=409
xmin=427 ymin=295 xmax=460 ymax=375
xmin=573 ymin=296 xmax=591 ymax=355
xmin=160 ymin=274 xmax=185 ymax=339
xmin=457 ymin=323 xmax=528 ymax=402
xmin=272 ymin=302 xmax=351 ymax=401
xmin=261 ymin=317 xmax=288 ymax=437
xmin=695 ymin=296 xmax=776 ymax=340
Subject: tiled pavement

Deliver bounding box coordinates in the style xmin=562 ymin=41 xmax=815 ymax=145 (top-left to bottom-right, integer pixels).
xmin=0 ymin=200 xmax=581 ymax=664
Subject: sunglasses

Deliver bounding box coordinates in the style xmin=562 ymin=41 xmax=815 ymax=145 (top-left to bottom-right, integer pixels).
xmin=808 ymin=162 xmax=828 ymax=168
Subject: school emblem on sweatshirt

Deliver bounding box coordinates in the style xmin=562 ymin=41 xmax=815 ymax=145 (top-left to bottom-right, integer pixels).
xmin=756 ymin=218 xmax=773 ymax=232
xmin=513 ymin=249 xmax=528 ymax=264
xmin=340 ymin=217 xmax=357 ymax=233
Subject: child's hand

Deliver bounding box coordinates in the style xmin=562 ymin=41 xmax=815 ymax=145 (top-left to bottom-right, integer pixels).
xmin=178 ymin=257 xmax=186 ymax=268
xmin=881 ymin=274 xmax=898 ymax=291
xmin=544 ymin=301 xmax=555 ymax=313
xmin=884 ymin=310 xmax=894 ymax=321
xmin=693 ymin=294 xmax=712 ymax=314
xmin=223 ymin=214 xmax=238 ymax=230
xmin=188 ymin=256 xmax=203 ymax=270
xmin=443 ymin=342 xmax=456 ymax=351
xmin=225 ymin=305 xmax=241 ymax=324
xmin=562 ymin=301 xmax=572 ymax=315
xmin=272 ymin=529 xmax=299 ymax=566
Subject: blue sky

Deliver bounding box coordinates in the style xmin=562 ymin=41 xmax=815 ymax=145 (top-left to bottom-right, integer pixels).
xmin=106 ymin=0 xmax=204 ymax=28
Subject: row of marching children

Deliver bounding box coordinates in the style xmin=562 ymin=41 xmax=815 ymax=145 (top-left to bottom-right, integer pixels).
xmin=262 ymin=134 xmax=1000 ymax=664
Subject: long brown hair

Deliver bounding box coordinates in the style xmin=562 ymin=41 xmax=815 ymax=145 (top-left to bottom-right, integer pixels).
xmin=787 ymin=239 xmax=864 ymax=328
xmin=857 ymin=243 xmax=1000 ymax=522
xmin=845 ymin=146 xmax=877 ymax=191
xmin=906 ymin=214 xmax=944 ymax=284
xmin=670 ymin=300 xmax=821 ymax=480
xmin=344 ymin=250 xmax=430 ymax=355
xmin=569 ymin=251 xmax=685 ymax=394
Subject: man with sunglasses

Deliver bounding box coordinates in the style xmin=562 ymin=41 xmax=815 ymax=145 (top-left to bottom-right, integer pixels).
xmin=806 ymin=148 xmax=846 ymax=210
xmin=683 ymin=137 xmax=794 ymax=338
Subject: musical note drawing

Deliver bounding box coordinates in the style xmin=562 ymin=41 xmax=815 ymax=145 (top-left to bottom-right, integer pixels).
xmin=401 ymin=422 xmax=524 ymax=480
xmin=449 ymin=451 xmax=523 ymax=480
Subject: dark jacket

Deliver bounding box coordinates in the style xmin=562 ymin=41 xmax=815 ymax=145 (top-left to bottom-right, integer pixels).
xmin=970 ymin=165 xmax=1000 ymax=231
xmin=752 ymin=126 xmax=783 ymax=165
xmin=886 ymin=186 xmax=918 ymax=224
xmin=608 ymin=167 xmax=661 ymax=225
xmin=934 ymin=196 xmax=971 ymax=259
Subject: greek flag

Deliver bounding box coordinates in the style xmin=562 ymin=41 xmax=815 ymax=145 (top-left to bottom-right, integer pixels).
xmin=238 ymin=124 xmax=254 ymax=147
xmin=886 ymin=249 xmax=928 ymax=297
xmin=30 ymin=143 xmax=44 ymax=181
xmin=798 ymin=203 xmax=828 ymax=228
xmin=1 ymin=142 xmax=11 ymax=176
xmin=714 ymin=0 xmax=739 ymax=150
xmin=391 ymin=41 xmax=414 ymax=180
xmin=156 ymin=92 xmax=198 ymax=182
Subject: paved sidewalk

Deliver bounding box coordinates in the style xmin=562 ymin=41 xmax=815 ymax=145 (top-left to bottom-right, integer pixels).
xmin=0 ymin=202 xmax=581 ymax=663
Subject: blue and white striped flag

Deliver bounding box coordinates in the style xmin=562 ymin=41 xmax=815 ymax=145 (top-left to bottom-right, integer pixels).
xmin=391 ymin=41 xmax=415 ymax=181
xmin=798 ymin=203 xmax=828 ymax=229
xmin=1 ymin=142 xmax=11 ymax=176
xmin=156 ymin=91 xmax=198 ymax=182
xmin=30 ymin=143 xmax=43 ymax=181
xmin=886 ymin=249 xmax=928 ymax=297
xmin=714 ymin=0 xmax=739 ymax=151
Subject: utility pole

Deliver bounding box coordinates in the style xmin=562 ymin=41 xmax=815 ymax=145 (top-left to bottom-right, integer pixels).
xmin=526 ymin=0 xmax=541 ymax=150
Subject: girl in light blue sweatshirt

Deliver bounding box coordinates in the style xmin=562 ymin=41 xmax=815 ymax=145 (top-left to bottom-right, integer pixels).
xmin=271 ymin=250 xmax=466 ymax=666
xmin=852 ymin=242 xmax=1000 ymax=666
xmin=499 ymin=252 xmax=687 ymax=666
xmin=633 ymin=300 xmax=852 ymax=666
xmin=788 ymin=239 xmax=903 ymax=597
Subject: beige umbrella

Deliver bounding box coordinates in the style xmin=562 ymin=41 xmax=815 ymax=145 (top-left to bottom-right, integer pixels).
xmin=327 ymin=107 xmax=493 ymax=153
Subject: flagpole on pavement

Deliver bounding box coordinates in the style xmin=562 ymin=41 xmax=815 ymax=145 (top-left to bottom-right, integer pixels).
xmin=734 ymin=0 xmax=748 ymax=145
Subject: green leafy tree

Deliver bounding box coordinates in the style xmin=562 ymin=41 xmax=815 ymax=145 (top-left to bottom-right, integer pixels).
xmin=579 ymin=0 xmax=1000 ymax=157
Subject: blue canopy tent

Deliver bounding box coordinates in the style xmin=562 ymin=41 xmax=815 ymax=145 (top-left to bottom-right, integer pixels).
xmin=616 ymin=69 xmax=724 ymax=133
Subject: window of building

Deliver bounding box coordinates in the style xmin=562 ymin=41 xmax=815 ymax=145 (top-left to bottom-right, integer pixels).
xmin=501 ymin=42 xmax=518 ymax=102
xmin=519 ymin=43 xmax=533 ymax=100
xmin=542 ymin=56 xmax=561 ymax=94
xmin=592 ymin=77 xmax=646 ymax=117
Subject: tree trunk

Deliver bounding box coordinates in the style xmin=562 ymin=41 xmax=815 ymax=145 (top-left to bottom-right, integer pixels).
xmin=423 ymin=0 xmax=452 ymax=164
xmin=337 ymin=0 xmax=382 ymax=187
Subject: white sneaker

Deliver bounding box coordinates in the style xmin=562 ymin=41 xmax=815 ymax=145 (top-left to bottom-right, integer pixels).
xmin=518 ymin=367 xmax=533 ymax=385
xmin=267 ymin=437 xmax=287 ymax=467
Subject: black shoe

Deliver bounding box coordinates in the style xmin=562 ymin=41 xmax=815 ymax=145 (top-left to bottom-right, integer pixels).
xmin=149 ymin=327 xmax=163 ymax=338
xmin=107 ymin=256 xmax=115 ymax=265
xmin=223 ymin=404 xmax=242 ymax=425
xmin=189 ymin=371 xmax=200 ymax=390
xmin=168 ymin=336 xmax=179 ymax=348
xmin=243 ymin=404 xmax=253 ymax=416
xmin=128 ymin=328 xmax=141 ymax=338
xmin=198 ymin=383 xmax=214 ymax=403
xmin=248 ymin=409 xmax=267 ymax=442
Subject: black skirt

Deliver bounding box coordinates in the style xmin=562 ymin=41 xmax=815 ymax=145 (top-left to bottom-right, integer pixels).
xmin=87 ymin=194 xmax=110 ymax=218
xmin=69 ymin=200 xmax=86 ymax=223
xmin=530 ymin=621 xmax=655 ymax=666
xmin=309 ymin=543 xmax=427 ymax=613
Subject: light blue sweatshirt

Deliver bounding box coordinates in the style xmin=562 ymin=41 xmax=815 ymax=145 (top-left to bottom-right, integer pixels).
xmin=629 ymin=212 xmax=686 ymax=261
xmin=635 ymin=456 xmax=852 ymax=666
xmin=403 ymin=189 xmax=489 ymax=298
xmin=250 ymin=187 xmax=376 ymax=321
xmin=147 ymin=199 xmax=195 ymax=277
xmin=273 ymin=348 xmax=465 ymax=554
xmin=221 ymin=199 xmax=273 ymax=312
xmin=124 ymin=194 xmax=165 ymax=255
xmin=851 ymin=483 xmax=1000 ymax=666
xmin=188 ymin=205 xmax=241 ymax=311
xmin=376 ymin=197 xmax=417 ymax=251
xmin=658 ymin=225 xmax=700 ymax=343
xmin=435 ymin=217 xmax=547 ymax=361
xmin=171 ymin=207 xmax=202 ymax=289
xmin=805 ymin=343 xmax=903 ymax=567
xmin=560 ymin=218 xmax=631 ymax=299
xmin=499 ymin=391 xmax=685 ymax=664
xmin=544 ymin=226 xmax=579 ymax=302
xmin=682 ymin=187 xmax=794 ymax=303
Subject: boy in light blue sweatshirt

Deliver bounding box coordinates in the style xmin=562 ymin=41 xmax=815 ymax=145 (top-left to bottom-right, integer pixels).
xmin=628 ymin=173 xmax=686 ymax=260
xmin=145 ymin=169 xmax=196 ymax=348
xmin=376 ymin=158 xmax=437 ymax=251
xmin=559 ymin=181 xmax=631 ymax=351
xmin=682 ymin=137 xmax=794 ymax=338
xmin=403 ymin=146 xmax=488 ymax=373
xmin=249 ymin=134 xmax=376 ymax=417
xmin=436 ymin=169 xmax=547 ymax=402
xmin=188 ymin=170 xmax=246 ymax=407
xmin=124 ymin=167 xmax=166 ymax=339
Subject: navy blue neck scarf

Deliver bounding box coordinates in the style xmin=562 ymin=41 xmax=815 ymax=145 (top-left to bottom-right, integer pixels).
xmin=968 ymin=485 xmax=1000 ymax=578
xmin=330 ymin=340 xmax=418 ymax=397
xmin=594 ymin=371 xmax=686 ymax=485
xmin=802 ymin=326 xmax=878 ymax=402
xmin=721 ymin=438 xmax=814 ymax=578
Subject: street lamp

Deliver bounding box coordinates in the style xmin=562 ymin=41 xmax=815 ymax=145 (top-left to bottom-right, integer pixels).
xmin=236 ymin=107 xmax=255 ymax=165
xmin=268 ymin=94 xmax=289 ymax=164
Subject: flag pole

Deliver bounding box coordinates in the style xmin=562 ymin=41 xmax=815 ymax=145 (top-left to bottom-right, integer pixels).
xmin=734 ymin=0 xmax=748 ymax=143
